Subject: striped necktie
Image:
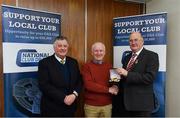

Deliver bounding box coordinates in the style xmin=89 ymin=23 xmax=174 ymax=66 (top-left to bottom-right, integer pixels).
xmin=126 ymin=53 xmax=137 ymax=71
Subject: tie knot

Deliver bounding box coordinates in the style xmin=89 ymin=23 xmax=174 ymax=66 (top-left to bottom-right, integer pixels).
xmin=132 ymin=53 xmax=137 ymax=57
xmin=60 ymin=60 xmax=65 ymax=64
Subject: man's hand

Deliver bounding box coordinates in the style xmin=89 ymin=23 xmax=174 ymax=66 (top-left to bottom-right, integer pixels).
xmin=116 ymin=68 xmax=128 ymax=77
xmin=109 ymin=85 xmax=119 ymax=95
xmin=64 ymin=94 xmax=76 ymax=106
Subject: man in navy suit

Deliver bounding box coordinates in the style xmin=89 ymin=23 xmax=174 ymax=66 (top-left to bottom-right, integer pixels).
xmin=112 ymin=32 xmax=159 ymax=117
xmin=38 ymin=36 xmax=82 ymax=117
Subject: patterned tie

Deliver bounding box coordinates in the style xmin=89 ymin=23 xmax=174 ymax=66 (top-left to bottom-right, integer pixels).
xmin=60 ymin=60 xmax=65 ymax=64
xmin=126 ymin=53 xmax=137 ymax=71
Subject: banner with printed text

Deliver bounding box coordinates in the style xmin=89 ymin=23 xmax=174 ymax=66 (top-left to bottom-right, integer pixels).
xmin=113 ymin=13 xmax=167 ymax=117
xmin=2 ymin=5 xmax=61 ymax=117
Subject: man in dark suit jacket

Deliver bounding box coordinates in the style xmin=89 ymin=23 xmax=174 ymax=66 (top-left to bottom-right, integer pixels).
xmin=38 ymin=36 xmax=82 ymax=117
xmin=112 ymin=32 xmax=159 ymax=117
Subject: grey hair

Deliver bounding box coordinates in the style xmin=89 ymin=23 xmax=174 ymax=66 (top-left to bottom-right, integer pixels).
xmin=91 ymin=42 xmax=106 ymax=52
xmin=53 ymin=36 xmax=69 ymax=47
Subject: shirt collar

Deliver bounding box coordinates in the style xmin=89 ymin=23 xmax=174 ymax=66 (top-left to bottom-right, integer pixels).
xmin=133 ymin=47 xmax=143 ymax=56
xmin=54 ymin=54 xmax=66 ymax=63
xmin=92 ymin=59 xmax=103 ymax=64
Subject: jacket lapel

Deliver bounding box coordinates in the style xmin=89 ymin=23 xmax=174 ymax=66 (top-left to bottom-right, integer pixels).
xmin=124 ymin=52 xmax=132 ymax=69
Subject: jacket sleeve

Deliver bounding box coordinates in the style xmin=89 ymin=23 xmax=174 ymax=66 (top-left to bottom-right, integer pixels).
xmin=73 ymin=60 xmax=83 ymax=94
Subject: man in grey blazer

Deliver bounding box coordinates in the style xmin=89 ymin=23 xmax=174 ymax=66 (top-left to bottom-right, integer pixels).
xmin=112 ymin=32 xmax=159 ymax=117
xmin=38 ymin=36 xmax=82 ymax=117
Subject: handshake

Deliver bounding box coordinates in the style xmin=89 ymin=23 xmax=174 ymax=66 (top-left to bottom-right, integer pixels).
xmin=108 ymin=85 xmax=119 ymax=95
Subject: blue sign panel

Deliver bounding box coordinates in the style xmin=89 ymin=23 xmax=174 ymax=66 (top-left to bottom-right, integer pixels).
xmin=2 ymin=5 xmax=61 ymax=117
xmin=113 ymin=13 xmax=167 ymax=46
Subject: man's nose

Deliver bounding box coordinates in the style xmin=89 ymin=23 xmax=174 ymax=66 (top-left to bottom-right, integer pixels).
xmin=61 ymin=46 xmax=66 ymax=49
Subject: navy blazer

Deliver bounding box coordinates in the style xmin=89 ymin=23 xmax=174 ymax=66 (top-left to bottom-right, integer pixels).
xmin=38 ymin=54 xmax=82 ymax=116
xmin=121 ymin=48 xmax=159 ymax=111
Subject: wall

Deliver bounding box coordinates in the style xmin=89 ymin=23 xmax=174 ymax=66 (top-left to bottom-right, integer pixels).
xmin=146 ymin=0 xmax=180 ymax=117
xmin=0 ymin=0 xmax=142 ymax=116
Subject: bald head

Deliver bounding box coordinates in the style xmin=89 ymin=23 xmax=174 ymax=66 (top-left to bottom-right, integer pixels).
xmin=130 ymin=32 xmax=144 ymax=41
xmin=91 ymin=42 xmax=105 ymax=52
xmin=91 ymin=42 xmax=106 ymax=61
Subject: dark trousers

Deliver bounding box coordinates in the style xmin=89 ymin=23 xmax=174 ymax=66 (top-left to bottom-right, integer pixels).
xmin=41 ymin=110 xmax=75 ymax=117
xmin=40 ymin=103 xmax=75 ymax=117
xmin=112 ymin=93 xmax=151 ymax=117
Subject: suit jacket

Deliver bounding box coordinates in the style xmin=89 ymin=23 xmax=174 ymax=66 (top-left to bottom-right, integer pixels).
xmin=38 ymin=54 xmax=82 ymax=116
xmin=121 ymin=48 xmax=159 ymax=111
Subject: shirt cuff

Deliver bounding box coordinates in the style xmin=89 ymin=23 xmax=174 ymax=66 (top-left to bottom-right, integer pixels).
xmin=73 ymin=91 xmax=78 ymax=97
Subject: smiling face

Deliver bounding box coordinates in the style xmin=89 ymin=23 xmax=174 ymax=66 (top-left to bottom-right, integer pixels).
xmin=129 ymin=32 xmax=144 ymax=53
xmin=91 ymin=42 xmax=105 ymax=61
xmin=53 ymin=39 xmax=69 ymax=59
